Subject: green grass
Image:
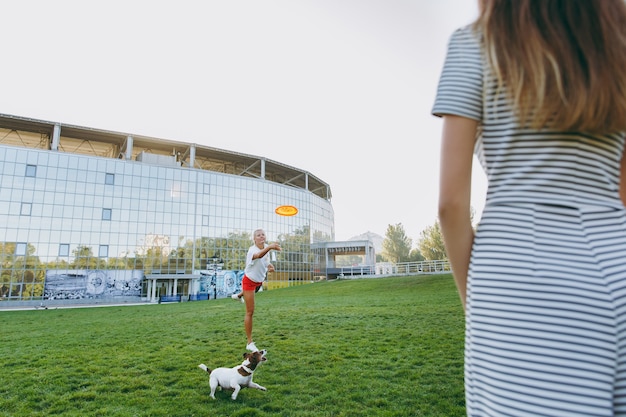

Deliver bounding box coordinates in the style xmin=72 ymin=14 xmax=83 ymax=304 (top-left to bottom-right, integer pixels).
xmin=0 ymin=275 xmax=466 ymax=417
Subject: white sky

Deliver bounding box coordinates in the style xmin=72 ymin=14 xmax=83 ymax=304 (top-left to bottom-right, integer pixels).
xmin=0 ymin=0 xmax=484 ymax=243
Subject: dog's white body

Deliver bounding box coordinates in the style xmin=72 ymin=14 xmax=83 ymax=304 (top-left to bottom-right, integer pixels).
xmin=198 ymin=349 xmax=267 ymax=400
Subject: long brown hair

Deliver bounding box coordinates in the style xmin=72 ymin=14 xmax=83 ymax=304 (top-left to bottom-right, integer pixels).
xmin=475 ymin=0 xmax=626 ymax=133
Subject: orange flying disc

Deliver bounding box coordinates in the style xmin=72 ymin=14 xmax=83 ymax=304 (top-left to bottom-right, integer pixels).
xmin=275 ymin=205 xmax=298 ymax=216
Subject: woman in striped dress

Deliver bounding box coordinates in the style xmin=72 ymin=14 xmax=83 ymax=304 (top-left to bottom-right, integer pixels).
xmin=433 ymin=1 xmax=626 ymax=416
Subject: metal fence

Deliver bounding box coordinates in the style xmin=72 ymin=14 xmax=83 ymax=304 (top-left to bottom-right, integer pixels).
xmin=388 ymin=260 xmax=451 ymax=275
xmin=337 ymin=260 xmax=451 ymax=278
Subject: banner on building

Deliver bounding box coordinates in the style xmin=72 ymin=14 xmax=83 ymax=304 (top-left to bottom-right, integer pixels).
xmin=44 ymin=270 xmax=143 ymax=300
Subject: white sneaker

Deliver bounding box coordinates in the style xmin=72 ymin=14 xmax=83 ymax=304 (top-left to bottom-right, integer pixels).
xmin=232 ymin=294 xmax=244 ymax=303
xmin=246 ymin=341 xmax=258 ymax=352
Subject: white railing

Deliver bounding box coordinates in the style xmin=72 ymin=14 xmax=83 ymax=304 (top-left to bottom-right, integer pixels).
xmin=376 ymin=260 xmax=451 ymax=275
xmin=337 ymin=266 xmax=375 ymax=277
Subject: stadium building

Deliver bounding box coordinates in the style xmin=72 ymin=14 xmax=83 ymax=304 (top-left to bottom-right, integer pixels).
xmin=0 ymin=113 xmax=370 ymax=306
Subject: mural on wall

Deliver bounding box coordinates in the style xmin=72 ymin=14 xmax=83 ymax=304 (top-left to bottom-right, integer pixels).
xmin=44 ymin=270 xmax=143 ymax=300
xmin=196 ymin=268 xmax=245 ymax=299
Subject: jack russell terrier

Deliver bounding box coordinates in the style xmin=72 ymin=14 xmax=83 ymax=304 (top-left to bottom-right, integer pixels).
xmin=198 ymin=349 xmax=267 ymax=400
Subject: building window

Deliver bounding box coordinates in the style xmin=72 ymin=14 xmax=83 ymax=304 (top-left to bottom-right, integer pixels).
xmin=25 ymin=164 xmax=37 ymax=177
xmin=105 ymin=173 xmax=115 ymax=185
xmin=21 ymin=203 xmax=32 ymax=216
xmin=98 ymin=245 xmax=109 ymax=258
xmin=15 ymin=243 xmax=27 ymax=256
xmin=102 ymin=208 xmax=112 ymax=221
xmin=203 ymin=183 xmax=211 ymax=194
xmin=202 ymin=215 xmax=209 ymax=226
xmin=59 ymin=244 xmax=70 ymax=257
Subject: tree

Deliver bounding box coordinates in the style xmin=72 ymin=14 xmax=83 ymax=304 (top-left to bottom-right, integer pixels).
xmin=382 ymin=223 xmax=412 ymax=263
xmin=71 ymin=245 xmax=105 ymax=269
xmin=277 ymin=225 xmax=311 ymax=273
xmin=408 ymin=248 xmax=425 ymax=262
xmin=417 ymin=206 xmax=477 ymax=261
xmin=417 ymin=221 xmax=447 ymax=261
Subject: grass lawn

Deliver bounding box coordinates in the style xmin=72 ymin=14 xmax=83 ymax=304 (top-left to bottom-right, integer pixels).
xmin=0 ymin=274 xmax=466 ymax=417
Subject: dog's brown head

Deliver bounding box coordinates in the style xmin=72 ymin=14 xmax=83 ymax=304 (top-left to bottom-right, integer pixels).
xmin=242 ymin=349 xmax=267 ymax=371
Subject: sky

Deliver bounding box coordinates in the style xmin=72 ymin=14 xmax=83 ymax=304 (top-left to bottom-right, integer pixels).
xmin=0 ymin=0 xmax=484 ymax=244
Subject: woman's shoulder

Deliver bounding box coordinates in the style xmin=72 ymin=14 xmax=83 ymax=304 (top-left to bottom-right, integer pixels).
xmin=248 ymin=244 xmax=266 ymax=254
xmin=432 ymin=24 xmax=484 ymax=120
xmin=444 ymin=24 xmax=484 ymax=73
xmin=448 ymin=24 xmax=481 ymax=49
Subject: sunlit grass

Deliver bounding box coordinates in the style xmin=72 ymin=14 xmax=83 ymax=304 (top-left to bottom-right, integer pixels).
xmin=0 ymin=274 xmax=465 ymax=417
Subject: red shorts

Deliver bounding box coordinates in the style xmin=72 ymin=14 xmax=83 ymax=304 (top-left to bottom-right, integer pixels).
xmin=242 ymin=275 xmax=263 ymax=291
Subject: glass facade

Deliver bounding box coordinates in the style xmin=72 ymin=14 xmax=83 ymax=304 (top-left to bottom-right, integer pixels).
xmin=0 ymin=121 xmax=334 ymax=304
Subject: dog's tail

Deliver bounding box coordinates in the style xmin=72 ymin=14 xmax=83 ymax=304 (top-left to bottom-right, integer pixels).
xmin=198 ymin=364 xmax=212 ymax=374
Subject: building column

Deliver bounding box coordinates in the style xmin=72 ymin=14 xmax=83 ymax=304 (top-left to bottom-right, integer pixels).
xmin=189 ymin=145 xmax=195 ymax=168
xmin=151 ymin=279 xmax=158 ymax=302
xmin=51 ymin=123 xmax=61 ymax=150
xmin=125 ymin=136 xmax=133 ymax=160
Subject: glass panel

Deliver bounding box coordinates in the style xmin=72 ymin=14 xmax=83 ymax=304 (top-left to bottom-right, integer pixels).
xmin=59 ymin=244 xmax=70 ymax=257
xmin=21 ymin=203 xmax=32 ymax=216
xmin=15 ymin=242 xmax=27 ymax=255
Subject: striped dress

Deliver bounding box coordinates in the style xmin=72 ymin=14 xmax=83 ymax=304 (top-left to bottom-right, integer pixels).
xmin=432 ymin=25 xmax=626 ymax=416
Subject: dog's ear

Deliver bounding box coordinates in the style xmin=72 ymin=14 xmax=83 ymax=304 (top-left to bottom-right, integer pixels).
xmin=242 ymin=352 xmax=249 ymax=358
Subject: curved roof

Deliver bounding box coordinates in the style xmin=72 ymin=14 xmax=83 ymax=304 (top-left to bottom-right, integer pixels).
xmin=0 ymin=113 xmax=331 ymax=200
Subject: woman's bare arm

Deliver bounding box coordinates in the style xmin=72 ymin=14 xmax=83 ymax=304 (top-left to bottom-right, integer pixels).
xmin=438 ymin=115 xmax=479 ymax=312
xmin=619 ymin=145 xmax=626 ymax=206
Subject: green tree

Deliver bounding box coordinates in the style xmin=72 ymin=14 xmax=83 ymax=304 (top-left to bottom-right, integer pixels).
xmin=408 ymin=248 xmax=425 ymax=262
xmin=382 ymin=223 xmax=412 ymax=263
xmin=71 ymin=245 xmax=104 ymax=269
xmin=220 ymin=231 xmax=253 ymax=270
xmin=418 ymin=206 xmax=477 ymax=261
xmin=277 ymin=225 xmax=311 ymax=275
xmin=417 ymin=221 xmax=447 ymax=261
xmin=9 ymin=243 xmax=44 ymax=299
